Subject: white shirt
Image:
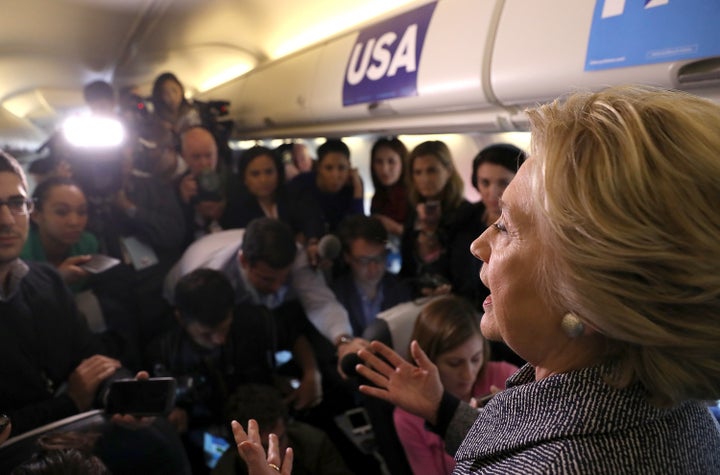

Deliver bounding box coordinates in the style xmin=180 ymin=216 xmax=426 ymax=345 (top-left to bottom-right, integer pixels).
xmin=164 ymin=229 xmax=352 ymax=342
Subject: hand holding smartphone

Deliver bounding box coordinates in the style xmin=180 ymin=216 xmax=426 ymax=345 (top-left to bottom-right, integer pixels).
xmin=423 ymin=200 xmax=441 ymax=225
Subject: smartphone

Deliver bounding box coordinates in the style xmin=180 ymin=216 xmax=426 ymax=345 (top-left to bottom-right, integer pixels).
xmin=80 ymin=254 xmax=121 ymax=274
xmin=105 ymin=378 xmax=177 ymax=416
xmin=203 ymin=431 xmax=230 ymax=469
xmin=424 ymin=200 xmax=440 ymax=223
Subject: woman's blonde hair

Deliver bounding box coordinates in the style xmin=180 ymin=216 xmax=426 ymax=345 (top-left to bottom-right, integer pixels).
xmin=526 ymin=85 xmax=720 ymax=405
xmin=406 ymin=140 xmax=464 ymax=210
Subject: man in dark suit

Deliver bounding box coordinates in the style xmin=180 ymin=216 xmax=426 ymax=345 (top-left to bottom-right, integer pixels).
xmin=332 ymin=215 xmax=412 ymax=336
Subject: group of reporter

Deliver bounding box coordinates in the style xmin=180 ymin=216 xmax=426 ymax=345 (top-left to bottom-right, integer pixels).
xmin=3 ymin=84 xmax=720 ymax=474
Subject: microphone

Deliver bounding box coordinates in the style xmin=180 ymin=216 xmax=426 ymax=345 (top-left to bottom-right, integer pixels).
xmin=340 ymin=352 xmax=362 ymax=378
xmin=317 ymin=234 xmax=342 ymax=260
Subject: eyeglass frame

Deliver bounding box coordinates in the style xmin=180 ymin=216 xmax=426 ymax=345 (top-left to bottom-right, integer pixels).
xmin=0 ymin=196 xmax=35 ymax=216
xmin=349 ymin=249 xmax=389 ymax=267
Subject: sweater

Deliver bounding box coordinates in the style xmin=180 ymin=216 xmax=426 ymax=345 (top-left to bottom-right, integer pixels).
xmin=0 ymin=262 xmax=108 ymax=435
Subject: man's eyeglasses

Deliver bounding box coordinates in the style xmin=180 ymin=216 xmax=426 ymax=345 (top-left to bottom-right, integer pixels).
xmin=0 ymin=197 xmax=34 ymax=216
xmin=350 ymin=251 xmax=388 ymax=267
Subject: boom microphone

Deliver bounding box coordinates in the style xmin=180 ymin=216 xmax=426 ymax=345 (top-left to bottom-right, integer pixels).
xmin=318 ymin=234 xmax=342 ymax=260
xmin=340 ymin=352 xmax=362 ymax=378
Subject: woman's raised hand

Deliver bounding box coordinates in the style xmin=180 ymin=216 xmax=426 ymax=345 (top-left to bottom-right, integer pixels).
xmin=357 ymin=340 xmax=444 ymax=425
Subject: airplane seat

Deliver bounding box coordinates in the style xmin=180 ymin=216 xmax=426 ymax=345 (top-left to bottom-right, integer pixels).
xmin=359 ymin=297 xmax=439 ymax=475
xmin=0 ymin=410 xmax=191 ymax=474
xmin=0 ymin=410 xmax=106 ymax=473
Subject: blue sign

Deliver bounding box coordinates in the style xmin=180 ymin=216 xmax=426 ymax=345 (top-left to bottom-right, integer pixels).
xmin=586 ymin=0 xmax=720 ymax=71
xmin=343 ymin=2 xmax=437 ymax=106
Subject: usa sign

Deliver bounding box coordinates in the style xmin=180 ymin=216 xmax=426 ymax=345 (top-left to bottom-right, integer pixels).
xmin=343 ymin=2 xmax=437 ymax=106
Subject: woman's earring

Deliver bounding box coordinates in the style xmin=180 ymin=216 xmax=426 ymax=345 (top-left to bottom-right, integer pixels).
xmin=561 ymin=312 xmax=585 ymax=338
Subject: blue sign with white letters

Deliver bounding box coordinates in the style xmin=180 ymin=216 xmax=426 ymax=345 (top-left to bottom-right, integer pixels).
xmin=586 ymin=0 xmax=720 ymax=71
xmin=343 ymin=2 xmax=437 ymax=106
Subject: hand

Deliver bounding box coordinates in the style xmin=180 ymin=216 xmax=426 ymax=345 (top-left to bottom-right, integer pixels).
xmin=195 ymin=200 xmax=226 ymax=221
xmin=232 ymin=419 xmax=293 ymax=475
xmin=109 ymin=371 xmax=156 ymax=429
xmin=67 ymin=355 xmax=121 ymax=411
xmin=167 ymin=407 xmax=188 ymax=433
xmin=284 ymin=370 xmax=322 ymax=410
xmin=337 ymin=337 xmax=370 ymax=379
xmin=469 ymin=385 xmax=501 ymax=409
xmin=113 ymin=187 xmax=135 ymax=213
xmin=57 ymin=255 xmax=92 ymax=285
xmin=416 ymin=202 xmax=441 ymax=232
xmin=305 ymin=241 xmax=319 ymax=268
xmin=357 ymin=340 xmax=444 ymax=425
xmin=179 ymin=174 xmax=198 ymax=204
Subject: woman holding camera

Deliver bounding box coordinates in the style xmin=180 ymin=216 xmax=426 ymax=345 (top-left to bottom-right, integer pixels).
xmin=399 ymin=141 xmax=480 ymax=301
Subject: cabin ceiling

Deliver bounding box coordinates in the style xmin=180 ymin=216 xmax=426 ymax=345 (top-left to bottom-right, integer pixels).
xmin=0 ymin=0 xmax=415 ymax=147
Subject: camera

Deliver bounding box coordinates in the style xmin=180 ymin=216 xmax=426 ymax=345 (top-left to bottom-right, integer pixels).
xmin=192 ymin=170 xmax=225 ymax=204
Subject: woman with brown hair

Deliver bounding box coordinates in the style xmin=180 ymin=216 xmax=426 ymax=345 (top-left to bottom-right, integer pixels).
xmin=399 ymin=141 xmax=481 ymax=301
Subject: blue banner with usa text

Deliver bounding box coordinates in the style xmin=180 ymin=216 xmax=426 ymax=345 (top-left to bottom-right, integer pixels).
xmin=343 ymin=1 xmax=437 ymax=106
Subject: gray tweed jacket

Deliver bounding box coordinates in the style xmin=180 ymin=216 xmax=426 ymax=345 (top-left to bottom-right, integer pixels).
xmin=445 ymin=364 xmax=720 ymax=474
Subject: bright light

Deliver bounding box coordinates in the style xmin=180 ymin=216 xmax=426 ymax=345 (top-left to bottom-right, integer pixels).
xmin=62 ymin=115 xmax=125 ymax=148
xmin=272 ymin=0 xmax=416 ymax=59
xmin=232 ymin=140 xmax=262 ymax=150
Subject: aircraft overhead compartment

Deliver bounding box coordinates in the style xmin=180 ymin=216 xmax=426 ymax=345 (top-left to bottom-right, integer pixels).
xmin=205 ymin=0 xmax=518 ymax=138
xmin=491 ymin=0 xmax=720 ymax=108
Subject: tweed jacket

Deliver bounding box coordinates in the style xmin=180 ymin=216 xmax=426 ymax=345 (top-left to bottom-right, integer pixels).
xmin=445 ymin=364 xmax=720 ymax=474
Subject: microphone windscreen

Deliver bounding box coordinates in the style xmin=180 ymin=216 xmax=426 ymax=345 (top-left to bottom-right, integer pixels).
xmin=340 ymin=352 xmax=362 ymax=378
xmin=317 ymin=234 xmax=342 ymax=260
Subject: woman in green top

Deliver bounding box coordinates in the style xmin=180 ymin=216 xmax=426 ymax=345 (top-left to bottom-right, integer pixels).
xmin=21 ymin=176 xmax=98 ymax=290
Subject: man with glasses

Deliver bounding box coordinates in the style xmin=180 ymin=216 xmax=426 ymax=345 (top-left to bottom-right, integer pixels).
xmin=0 ymin=151 xmax=190 ymax=474
xmin=0 ymin=164 xmax=33 ymax=276
xmin=332 ymin=215 xmax=412 ymax=336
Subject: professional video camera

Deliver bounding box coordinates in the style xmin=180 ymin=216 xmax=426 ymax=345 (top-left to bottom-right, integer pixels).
xmin=120 ymin=93 xmax=153 ymax=122
xmin=194 ymin=100 xmax=234 ymax=162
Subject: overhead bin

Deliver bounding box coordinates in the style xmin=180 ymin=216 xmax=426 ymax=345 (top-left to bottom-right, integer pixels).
xmin=491 ymin=0 xmax=720 ymax=107
xmin=0 ymin=106 xmax=47 ymax=150
xmin=203 ymin=0 xmax=515 ymax=138
xmin=208 ymin=48 xmax=319 ymax=131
